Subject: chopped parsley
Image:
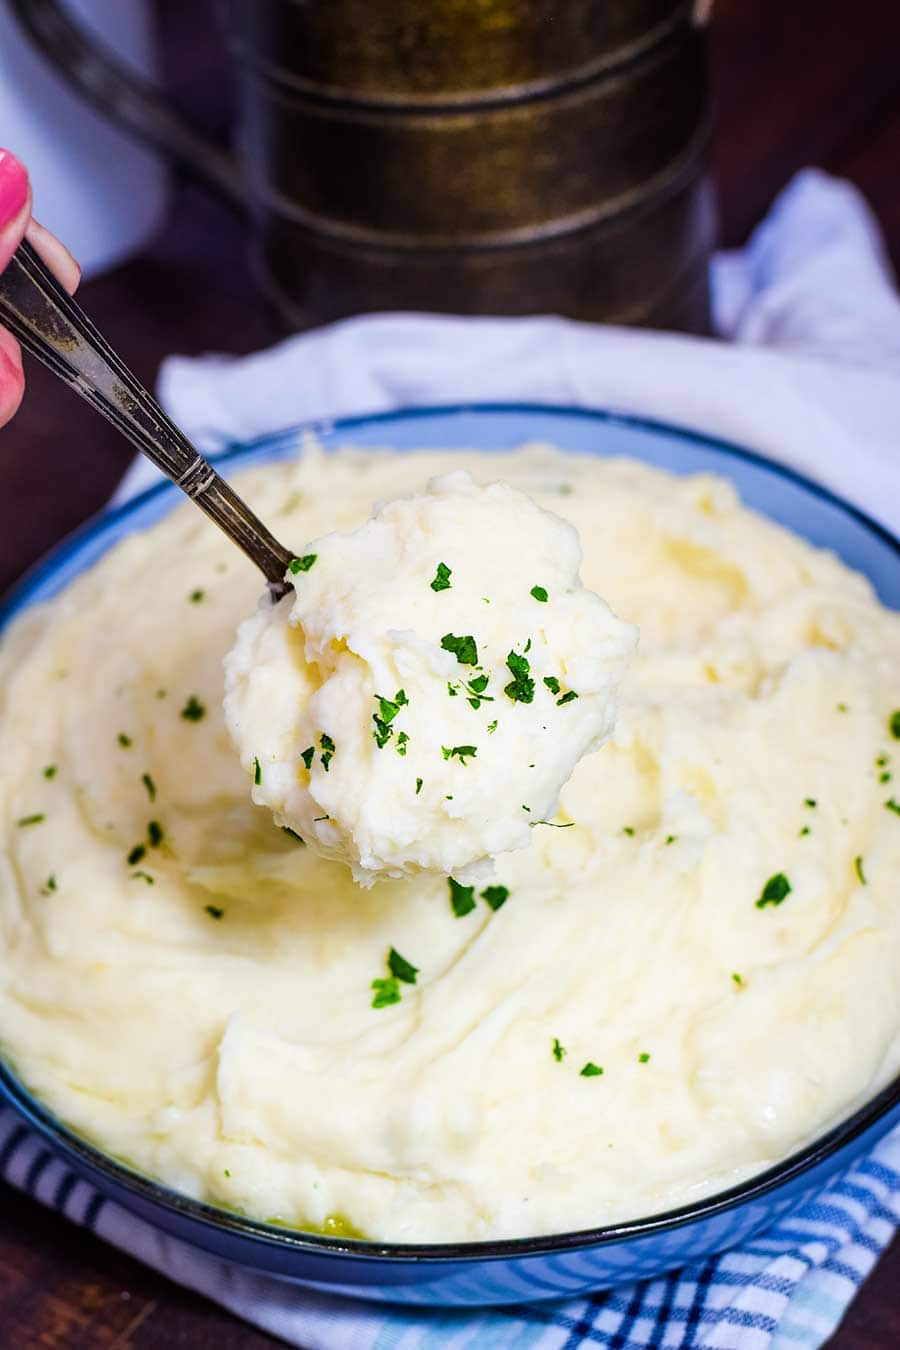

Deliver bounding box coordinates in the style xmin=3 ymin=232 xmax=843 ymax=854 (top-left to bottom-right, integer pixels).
xmin=552 ymin=1038 xmax=566 ymax=1063
xmin=320 ymin=733 xmax=335 ymax=771
xmin=430 ymin=562 xmax=452 ymax=592
xmin=530 ymin=585 xmax=548 ymax=603
xmin=189 ymin=588 xmax=205 ymax=603
xmin=416 ymin=777 xmax=423 ymax=795
xmin=253 ymin=757 xmax=261 ymax=786
xmin=441 ymin=633 xmax=478 ymax=666
xmin=448 ymin=877 xmax=476 ymax=917
xmin=481 ymin=884 xmax=509 ymax=911
xmin=205 ymin=905 xmax=224 ymax=920
xmin=282 ymin=827 xmax=305 ymax=843
xmin=854 ymin=855 xmax=867 ymax=885
xmin=388 ymin=948 xmax=419 ymax=984
xmin=487 ymin=719 xmax=498 ymax=734
xmin=442 ymin=744 xmax=477 ymax=765
xmin=533 ymin=819 xmax=575 ymax=828
xmin=301 ymin=746 xmax=315 ymax=771
xmin=732 ymin=972 xmax=745 ymax=987
xmin=622 ymin=826 xmax=635 ymax=837
xmin=877 ymin=754 xmax=890 ymax=767
xmin=371 ymin=977 xmax=401 ymax=1009
xmin=504 ymin=649 xmax=535 ymax=704
xmin=638 ymin=1052 xmax=651 ymax=1064
xmin=799 ymin=825 xmax=811 ymax=837
xmin=142 ymin=772 xmax=156 ymax=801
xmin=890 ymin=710 xmax=900 ymax=739
xmin=313 ymin=815 xmax=330 ymax=822
xmin=543 ymin=676 xmax=561 ymax=695
xmin=447 ymin=682 xmax=458 ymax=698
xmin=117 ymin=733 xmax=132 ymax=748
xmin=521 ymin=804 xmax=531 ymax=812
xmin=147 ymin=820 xmax=164 ymax=848
xmin=40 ymin=875 xmax=57 ymax=895
xmin=665 ymin=834 xmax=677 ymax=845
xmin=373 ymin=690 xmax=408 ymax=748
xmin=288 ymin=554 xmax=317 ymax=574
xmin=130 ymin=870 xmax=155 ymax=884
xmin=464 ymin=673 xmax=492 ymax=709
xmin=886 ymin=798 xmax=900 ymax=815
xmin=127 ymin=843 xmax=146 ymax=866
xmin=42 ymin=765 xmax=57 ymax=780
xmin=880 ymin=771 xmax=892 ymax=784
xmin=756 ymin=872 xmax=792 ymax=908
xmin=396 ymin=731 xmax=409 ymax=756
xmin=837 ymin=702 xmax=849 ymax=713
xmin=580 ymin=1062 xmax=604 ymax=1078
xmin=180 ymin=695 xmax=206 ymax=722
xmin=804 ymin=798 xmax=817 ymax=809
xmin=556 ymin=690 xmax=579 ymax=706
xmin=17 ymin=814 xmax=45 ymax=827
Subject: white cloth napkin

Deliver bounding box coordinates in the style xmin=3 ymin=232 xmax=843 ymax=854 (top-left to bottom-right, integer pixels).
xmin=94 ymin=168 xmax=900 ymax=1350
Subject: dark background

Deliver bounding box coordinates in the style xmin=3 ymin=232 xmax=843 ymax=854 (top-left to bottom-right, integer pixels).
xmin=1 ymin=0 xmax=899 ymax=1344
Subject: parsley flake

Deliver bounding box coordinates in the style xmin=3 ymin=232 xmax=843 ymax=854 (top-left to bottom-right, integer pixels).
xmin=638 ymin=1052 xmax=651 ymax=1063
xmin=756 ymin=872 xmax=792 ymax=908
xmin=530 ymin=585 xmax=548 ymax=603
xmin=543 ymin=676 xmax=561 ymax=695
xmin=320 ymin=733 xmax=335 ymax=771
xmin=127 ymin=843 xmax=146 ymax=866
xmin=189 ymin=589 xmax=205 ymax=603
xmin=732 ymin=972 xmax=745 ymax=987
xmin=481 ymin=884 xmax=509 ymax=911
xmin=396 ymin=731 xmax=409 ymax=756
xmin=799 ymin=825 xmax=811 ymax=837
xmin=40 ymin=875 xmax=57 ymax=895
xmin=837 ymin=702 xmax=849 ymax=713
xmin=415 ymin=777 xmax=423 ymax=795
xmin=117 ymin=733 xmax=132 ymax=748
xmin=441 ymin=633 xmax=478 ymax=666
xmin=880 ymin=771 xmax=892 ymax=784
xmin=886 ymin=798 xmax=900 ymax=815
xmin=487 ymin=719 xmax=498 ymax=733
xmin=17 ymin=813 xmax=45 ymax=828
xmin=890 ymin=710 xmax=900 ymax=739
xmin=622 ymin=826 xmax=635 ymax=837
xmin=288 ymin=554 xmax=317 ymax=574
xmin=552 ymin=1038 xmax=566 ymax=1063
xmin=556 ymin=690 xmax=579 ymax=706
xmin=465 ymin=673 xmax=492 ymax=709
xmin=147 ymin=820 xmax=164 ymax=848
xmin=665 ymin=834 xmax=677 ymax=845
xmin=301 ymin=746 xmax=315 ymax=771
xmin=180 ymin=695 xmax=206 ymax=722
xmin=205 ymin=905 xmax=224 ymax=920
xmin=854 ymin=855 xmax=867 ymax=885
xmin=442 ymin=744 xmax=477 ymax=765
xmin=371 ymin=977 xmax=401 ymax=1008
xmin=448 ymin=877 xmax=476 ymax=917
xmin=388 ymin=948 xmax=419 ymax=984
xmin=804 ymin=798 xmax=817 ymax=809
xmin=580 ymin=1062 xmax=604 ymax=1078
xmin=447 ymin=682 xmax=459 ymax=698
xmin=142 ymin=772 xmax=156 ymax=801
xmin=253 ymin=757 xmax=262 ymax=786
xmin=282 ymin=827 xmax=305 ymax=843
xmin=430 ymin=562 xmax=452 ymax=592
xmin=43 ymin=765 xmax=57 ymax=780
xmin=130 ymin=870 xmax=155 ymax=885
xmin=373 ymin=691 xmax=408 ymax=748
xmin=504 ymin=649 xmax=535 ymax=704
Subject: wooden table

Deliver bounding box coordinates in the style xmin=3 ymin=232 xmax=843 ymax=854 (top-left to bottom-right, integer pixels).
xmin=1 ymin=0 xmax=899 ymax=1344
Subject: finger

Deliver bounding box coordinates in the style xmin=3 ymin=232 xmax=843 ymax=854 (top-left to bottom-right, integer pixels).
xmin=26 ymin=217 xmax=81 ymax=295
xmin=0 ymin=148 xmax=31 ymax=274
xmin=0 ymin=327 xmax=24 ymax=426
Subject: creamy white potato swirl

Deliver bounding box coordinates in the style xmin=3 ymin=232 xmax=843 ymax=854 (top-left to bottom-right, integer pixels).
xmin=1 ymin=441 xmax=899 ymax=1243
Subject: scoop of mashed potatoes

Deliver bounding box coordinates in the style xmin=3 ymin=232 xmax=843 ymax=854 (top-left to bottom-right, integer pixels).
xmin=224 ymin=471 xmax=636 ymax=883
xmin=1 ymin=440 xmax=900 ymax=1245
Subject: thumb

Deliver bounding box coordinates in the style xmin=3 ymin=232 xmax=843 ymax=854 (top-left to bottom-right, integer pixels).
xmin=0 ymin=148 xmax=31 ymax=274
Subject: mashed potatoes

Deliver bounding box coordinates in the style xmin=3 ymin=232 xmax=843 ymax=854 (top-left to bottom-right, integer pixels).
xmin=224 ymin=470 xmax=636 ymax=883
xmin=1 ymin=440 xmax=900 ymax=1243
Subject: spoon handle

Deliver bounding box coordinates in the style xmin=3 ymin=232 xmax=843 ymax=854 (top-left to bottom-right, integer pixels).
xmin=0 ymin=240 xmax=294 ymax=596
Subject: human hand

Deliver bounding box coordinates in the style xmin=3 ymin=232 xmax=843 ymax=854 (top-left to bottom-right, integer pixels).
xmin=0 ymin=148 xmax=80 ymax=427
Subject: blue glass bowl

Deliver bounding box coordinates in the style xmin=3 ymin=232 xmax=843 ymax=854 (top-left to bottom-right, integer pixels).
xmin=2 ymin=404 xmax=899 ymax=1307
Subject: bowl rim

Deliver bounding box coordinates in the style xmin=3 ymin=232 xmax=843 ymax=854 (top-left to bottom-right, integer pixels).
xmin=2 ymin=399 xmax=899 ymax=1263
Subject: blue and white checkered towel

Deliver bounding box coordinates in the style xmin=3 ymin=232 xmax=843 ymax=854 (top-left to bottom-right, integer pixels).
xmin=7 ymin=169 xmax=900 ymax=1347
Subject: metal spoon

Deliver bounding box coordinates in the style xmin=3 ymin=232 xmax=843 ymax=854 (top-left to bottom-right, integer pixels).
xmin=0 ymin=240 xmax=294 ymax=599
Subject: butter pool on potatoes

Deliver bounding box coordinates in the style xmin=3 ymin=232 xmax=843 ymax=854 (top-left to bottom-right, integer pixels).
xmin=224 ymin=470 xmax=637 ymax=884
xmin=1 ymin=440 xmax=900 ymax=1244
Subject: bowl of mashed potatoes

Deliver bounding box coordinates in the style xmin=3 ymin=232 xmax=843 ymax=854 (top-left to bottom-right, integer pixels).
xmin=1 ymin=403 xmax=899 ymax=1306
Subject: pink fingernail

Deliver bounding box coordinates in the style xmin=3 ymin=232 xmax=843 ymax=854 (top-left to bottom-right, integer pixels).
xmin=0 ymin=148 xmax=28 ymax=226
